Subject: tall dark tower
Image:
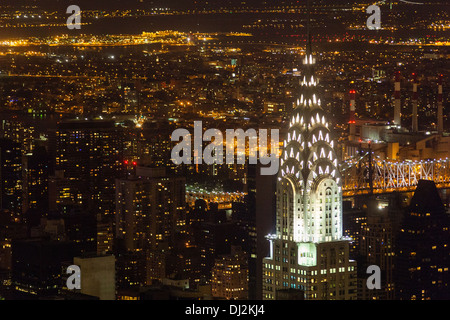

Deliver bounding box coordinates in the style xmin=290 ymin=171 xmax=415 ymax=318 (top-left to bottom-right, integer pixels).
xmin=22 ymin=146 xmax=50 ymax=221
xmin=0 ymin=138 xmax=22 ymax=215
xmin=395 ymin=180 xmax=450 ymax=300
xmin=262 ymin=1 xmax=357 ymax=300
xmin=51 ymin=120 xmax=123 ymax=216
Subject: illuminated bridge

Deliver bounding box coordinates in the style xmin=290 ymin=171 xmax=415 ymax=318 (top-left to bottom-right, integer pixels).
xmin=186 ymin=185 xmax=246 ymax=209
xmin=185 ymin=154 xmax=450 ymax=202
xmin=341 ymin=153 xmax=450 ymax=197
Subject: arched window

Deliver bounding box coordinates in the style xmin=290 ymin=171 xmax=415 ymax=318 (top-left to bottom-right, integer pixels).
xmin=325 ymin=187 xmax=333 ymax=238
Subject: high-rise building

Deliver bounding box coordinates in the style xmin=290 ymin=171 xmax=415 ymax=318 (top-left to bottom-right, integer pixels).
xmin=395 ymin=180 xmax=450 ymax=300
xmin=48 ymin=170 xmax=76 ymax=214
xmin=232 ymin=197 xmax=257 ymax=299
xmin=0 ymin=119 xmax=35 ymax=155
xmin=357 ymin=199 xmax=395 ymax=300
xmin=115 ymin=175 xmax=152 ymax=252
xmin=342 ymin=200 xmax=366 ymax=259
xmin=141 ymin=121 xmax=177 ymax=169
xmin=63 ymin=208 xmax=97 ymax=254
xmin=122 ymin=83 xmax=140 ymax=114
xmin=49 ymin=120 xmax=124 ymax=216
xmin=115 ymin=166 xmax=186 ymax=285
xmin=211 ymin=246 xmax=248 ymax=300
xmin=22 ymin=146 xmax=49 ymax=217
xmin=255 ymin=164 xmax=277 ymax=299
xmin=115 ymin=166 xmax=186 ymax=252
xmin=0 ymin=138 xmax=22 ymax=215
xmin=115 ymin=250 xmax=146 ymax=292
xmin=97 ymin=217 xmax=114 ymax=255
xmin=195 ymin=218 xmax=238 ymax=283
xmin=262 ymin=36 xmax=357 ymax=300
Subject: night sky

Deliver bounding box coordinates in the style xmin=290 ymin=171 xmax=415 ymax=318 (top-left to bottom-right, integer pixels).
xmin=2 ymin=0 xmax=444 ymax=10
xmin=0 ymin=0 xmax=381 ymax=10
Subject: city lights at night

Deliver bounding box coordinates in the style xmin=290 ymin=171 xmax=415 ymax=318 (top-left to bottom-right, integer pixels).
xmin=0 ymin=0 xmax=448 ymax=313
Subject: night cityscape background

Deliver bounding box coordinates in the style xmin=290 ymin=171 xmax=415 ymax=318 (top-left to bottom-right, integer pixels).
xmin=0 ymin=0 xmax=448 ymax=301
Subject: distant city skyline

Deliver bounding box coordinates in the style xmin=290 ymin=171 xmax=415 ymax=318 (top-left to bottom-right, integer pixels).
xmin=2 ymin=0 xmax=446 ymax=10
xmin=0 ymin=0 xmax=448 ymax=302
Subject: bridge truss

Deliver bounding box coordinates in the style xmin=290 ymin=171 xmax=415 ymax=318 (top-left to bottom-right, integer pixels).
xmin=340 ymin=153 xmax=450 ymax=196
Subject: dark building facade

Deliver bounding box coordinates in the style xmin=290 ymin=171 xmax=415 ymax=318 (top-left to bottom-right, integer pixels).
xmin=0 ymin=138 xmax=22 ymax=215
xmin=11 ymin=238 xmax=76 ymax=298
xmin=22 ymin=146 xmax=50 ymax=219
xmin=395 ymin=180 xmax=450 ymax=300
xmin=49 ymin=120 xmax=124 ymax=216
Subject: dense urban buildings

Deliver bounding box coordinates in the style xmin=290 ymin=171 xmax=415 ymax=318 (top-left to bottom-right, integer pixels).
xmin=0 ymin=0 xmax=448 ymax=302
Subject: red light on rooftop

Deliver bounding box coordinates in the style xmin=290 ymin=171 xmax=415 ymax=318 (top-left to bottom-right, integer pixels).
xmin=132 ymin=161 xmax=137 ymax=166
xmin=124 ymin=160 xmax=128 ymax=165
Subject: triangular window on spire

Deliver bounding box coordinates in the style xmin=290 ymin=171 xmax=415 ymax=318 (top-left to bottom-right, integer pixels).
xmin=320 ymin=148 xmax=326 ymax=158
xmin=318 ymin=130 xmax=323 ymax=141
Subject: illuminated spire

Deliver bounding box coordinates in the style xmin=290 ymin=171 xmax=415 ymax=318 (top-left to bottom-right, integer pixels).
xmin=277 ymin=2 xmax=342 ymax=243
xmin=263 ymin=1 xmax=356 ymax=301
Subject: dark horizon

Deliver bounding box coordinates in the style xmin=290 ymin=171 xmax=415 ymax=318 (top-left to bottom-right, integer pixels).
xmin=2 ymin=0 xmax=447 ymax=10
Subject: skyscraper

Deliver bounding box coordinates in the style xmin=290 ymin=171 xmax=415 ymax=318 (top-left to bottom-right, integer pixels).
xmin=357 ymin=199 xmax=395 ymax=300
xmin=0 ymin=119 xmax=35 ymax=155
xmin=115 ymin=166 xmax=186 ymax=285
xmin=50 ymin=120 xmax=124 ymax=216
xmin=395 ymin=180 xmax=450 ymax=300
xmin=262 ymin=23 xmax=357 ymax=300
xmin=22 ymin=146 xmax=49 ymax=217
xmin=0 ymin=138 xmax=22 ymax=215
xmin=115 ymin=166 xmax=186 ymax=252
xmin=211 ymin=246 xmax=248 ymax=300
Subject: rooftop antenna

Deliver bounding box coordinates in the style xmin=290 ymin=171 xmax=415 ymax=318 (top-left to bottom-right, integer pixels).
xmin=302 ymin=0 xmax=315 ymax=76
xmin=306 ymin=0 xmax=312 ymax=56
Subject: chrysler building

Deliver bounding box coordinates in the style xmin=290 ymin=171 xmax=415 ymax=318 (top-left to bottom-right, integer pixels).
xmin=262 ymin=20 xmax=357 ymax=300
